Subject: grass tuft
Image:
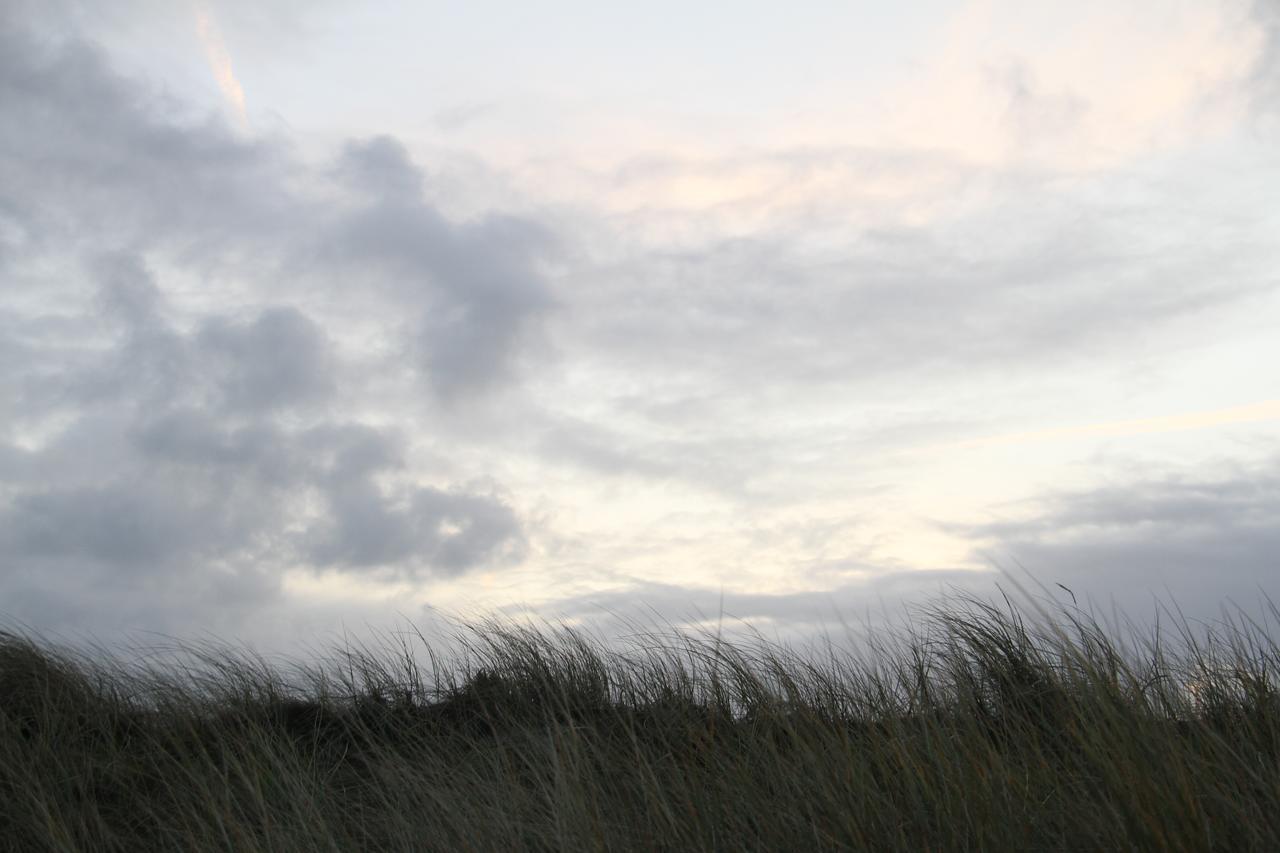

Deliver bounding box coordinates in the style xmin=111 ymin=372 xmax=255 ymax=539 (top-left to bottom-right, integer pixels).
xmin=2 ymin=592 xmax=1278 ymax=851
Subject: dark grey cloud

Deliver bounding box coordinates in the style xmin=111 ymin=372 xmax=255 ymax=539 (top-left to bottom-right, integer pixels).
xmin=52 ymin=253 xmax=335 ymax=417
xmin=956 ymin=460 xmax=1280 ymax=624
xmin=0 ymin=411 xmax=296 ymax=641
xmin=86 ymin=254 xmax=202 ymax=410
xmin=1 ymin=18 xmax=556 ymax=400
xmin=322 ymin=137 xmax=556 ymax=398
xmin=0 ymin=279 xmax=527 ymax=631
xmin=0 ymin=18 xmax=539 ymax=642
xmin=302 ymin=423 xmax=525 ymax=576
xmin=0 ymin=21 xmax=291 ymax=262
xmin=335 ymin=135 xmax=425 ymax=201
xmin=308 ymin=482 xmax=525 ymax=576
xmin=0 ymin=551 xmax=283 ymax=649
xmin=0 ymin=412 xmax=301 ymax=573
xmin=131 ymin=410 xmax=308 ymax=487
xmin=410 ymin=487 xmax=527 ymax=572
xmin=305 ymin=422 xmax=407 ymax=486
xmin=0 ymin=406 xmax=527 ymax=638
xmin=6 ymin=484 xmax=217 ymax=567
xmin=196 ymin=307 xmax=335 ymax=412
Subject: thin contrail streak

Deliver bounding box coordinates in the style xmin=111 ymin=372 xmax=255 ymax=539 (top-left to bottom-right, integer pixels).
xmin=195 ymin=5 xmax=248 ymax=131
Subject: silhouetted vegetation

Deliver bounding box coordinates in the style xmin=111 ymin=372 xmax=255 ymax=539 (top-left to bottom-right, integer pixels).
xmin=2 ymin=592 xmax=1278 ymax=851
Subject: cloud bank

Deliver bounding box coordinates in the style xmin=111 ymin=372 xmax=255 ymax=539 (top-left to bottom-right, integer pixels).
xmin=1 ymin=2 xmax=1277 ymax=651
xmin=0 ymin=18 xmax=542 ymax=642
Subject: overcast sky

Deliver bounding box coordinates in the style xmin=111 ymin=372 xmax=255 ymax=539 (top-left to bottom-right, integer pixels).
xmin=2 ymin=0 xmax=1277 ymax=654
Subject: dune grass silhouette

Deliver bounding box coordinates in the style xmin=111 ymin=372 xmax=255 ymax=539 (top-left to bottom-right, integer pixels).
xmin=1 ymin=591 xmax=1278 ymax=851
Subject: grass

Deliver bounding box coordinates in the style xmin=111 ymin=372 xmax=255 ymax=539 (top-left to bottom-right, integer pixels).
xmin=1 ymin=590 xmax=1278 ymax=852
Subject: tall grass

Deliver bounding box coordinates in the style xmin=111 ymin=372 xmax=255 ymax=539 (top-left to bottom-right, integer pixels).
xmin=2 ymin=591 xmax=1278 ymax=851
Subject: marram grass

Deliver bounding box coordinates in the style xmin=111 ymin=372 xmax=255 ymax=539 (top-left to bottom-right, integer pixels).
xmin=2 ymin=592 xmax=1278 ymax=852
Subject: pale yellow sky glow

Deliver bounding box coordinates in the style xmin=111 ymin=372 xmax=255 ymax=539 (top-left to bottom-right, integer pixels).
xmin=939 ymin=400 xmax=1280 ymax=453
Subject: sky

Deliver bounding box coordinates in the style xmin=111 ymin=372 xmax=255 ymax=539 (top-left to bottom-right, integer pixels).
xmin=1 ymin=0 xmax=1278 ymax=654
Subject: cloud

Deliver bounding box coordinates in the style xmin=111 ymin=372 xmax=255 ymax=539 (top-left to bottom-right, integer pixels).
xmin=307 ymin=482 xmax=526 ymax=576
xmin=560 ymin=182 xmax=1274 ymax=417
xmin=0 ymin=23 xmax=285 ymax=258
xmin=0 ymin=408 xmax=528 ymax=640
xmin=875 ymin=0 xmax=1262 ymax=172
xmin=529 ymin=569 xmax=1001 ymax=647
xmin=957 ymin=459 xmax=1280 ymax=623
xmin=0 ymin=22 xmax=538 ymax=638
xmin=334 ymin=135 xmax=424 ymax=201
xmin=196 ymin=307 xmax=335 ymax=412
xmin=432 ymin=101 xmax=498 ymax=132
xmin=1 ymin=3 xmax=1277 ymax=656
xmin=300 ymin=423 xmax=526 ymax=576
xmin=323 ymin=137 xmax=557 ymax=398
xmin=6 ymin=483 xmax=225 ymax=566
xmin=44 ymin=253 xmax=335 ymax=418
xmin=535 ymin=452 xmax=1280 ymax=640
xmin=131 ymin=410 xmax=307 ymax=487
xmin=0 ymin=21 xmax=556 ymax=401
xmin=1251 ymin=0 xmax=1280 ymax=119
xmin=0 ymin=409 xmax=299 ymax=640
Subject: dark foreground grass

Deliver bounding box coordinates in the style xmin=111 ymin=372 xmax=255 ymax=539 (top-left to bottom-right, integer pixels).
xmin=2 ymin=593 xmax=1278 ymax=852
